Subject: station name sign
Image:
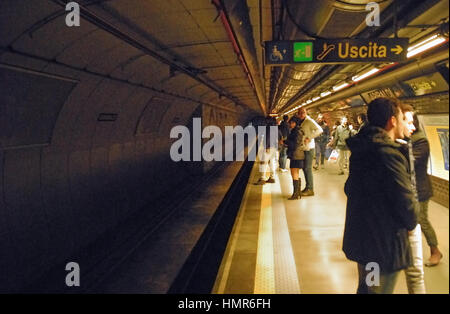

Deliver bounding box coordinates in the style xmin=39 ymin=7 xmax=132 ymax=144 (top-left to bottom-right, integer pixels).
xmin=265 ymin=38 xmax=409 ymax=65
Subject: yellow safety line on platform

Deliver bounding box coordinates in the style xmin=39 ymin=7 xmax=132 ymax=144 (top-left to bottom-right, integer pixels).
xmin=254 ymin=183 xmax=275 ymax=294
xmin=272 ymin=174 xmax=301 ymax=294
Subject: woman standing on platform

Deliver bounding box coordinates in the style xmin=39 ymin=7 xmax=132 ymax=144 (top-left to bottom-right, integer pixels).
xmin=286 ymin=117 xmax=306 ymax=200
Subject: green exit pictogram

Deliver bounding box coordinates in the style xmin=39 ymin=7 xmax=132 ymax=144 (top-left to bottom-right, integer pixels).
xmin=294 ymin=42 xmax=313 ymax=62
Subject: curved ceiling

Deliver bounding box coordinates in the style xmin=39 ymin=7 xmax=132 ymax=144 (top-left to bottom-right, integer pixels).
xmin=0 ymin=0 xmax=448 ymax=292
xmin=272 ymin=0 xmax=449 ymax=115
xmin=2 ymin=0 xmax=445 ymax=118
xmin=0 ymin=0 xmax=264 ymax=114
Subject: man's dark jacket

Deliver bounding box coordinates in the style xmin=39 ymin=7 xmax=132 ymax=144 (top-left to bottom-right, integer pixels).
xmin=342 ymin=126 xmax=418 ymax=272
xmin=262 ymin=119 xmax=278 ymax=149
xmin=286 ymin=126 xmax=305 ymax=160
xmin=316 ymin=121 xmax=330 ymax=145
xmin=279 ymin=121 xmax=290 ymax=140
xmin=411 ymin=130 xmax=433 ymax=202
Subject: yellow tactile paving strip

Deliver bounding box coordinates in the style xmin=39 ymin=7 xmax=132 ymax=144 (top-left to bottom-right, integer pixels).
xmin=272 ymin=177 xmax=301 ymax=294
xmin=214 ymin=161 xmax=300 ymax=294
xmin=254 ymin=183 xmax=275 ymax=293
xmin=214 ymin=160 xmax=449 ymax=294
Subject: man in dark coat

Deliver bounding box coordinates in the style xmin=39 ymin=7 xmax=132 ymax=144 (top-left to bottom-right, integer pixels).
xmin=342 ymin=98 xmax=418 ymax=294
xmin=278 ymin=115 xmax=290 ymax=172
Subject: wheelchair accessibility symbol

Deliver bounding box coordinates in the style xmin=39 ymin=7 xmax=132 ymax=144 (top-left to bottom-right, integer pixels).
xmin=270 ymin=45 xmax=287 ymax=62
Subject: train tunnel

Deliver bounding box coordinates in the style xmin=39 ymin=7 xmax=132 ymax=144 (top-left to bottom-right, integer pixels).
xmin=0 ymin=0 xmax=449 ymax=297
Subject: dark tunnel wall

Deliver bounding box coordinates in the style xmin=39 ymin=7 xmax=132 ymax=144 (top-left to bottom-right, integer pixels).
xmin=0 ymin=1 xmax=252 ymax=291
xmin=0 ymin=64 xmax=202 ymax=291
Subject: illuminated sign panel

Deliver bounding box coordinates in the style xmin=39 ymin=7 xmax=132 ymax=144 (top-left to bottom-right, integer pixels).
xmin=403 ymin=72 xmax=449 ymax=96
xmin=266 ymin=38 xmax=409 ymax=65
xmin=293 ymin=42 xmax=313 ymax=62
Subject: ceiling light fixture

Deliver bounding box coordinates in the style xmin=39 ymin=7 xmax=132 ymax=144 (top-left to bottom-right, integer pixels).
xmin=352 ymin=68 xmax=380 ymax=82
xmin=407 ymin=35 xmax=447 ymax=58
xmin=320 ymin=91 xmax=332 ymax=98
xmin=333 ymin=82 xmax=350 ymax=92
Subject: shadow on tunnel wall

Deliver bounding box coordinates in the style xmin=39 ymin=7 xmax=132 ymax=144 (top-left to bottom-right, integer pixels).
xmin=0 ymin=64 xmax=248 ymax=292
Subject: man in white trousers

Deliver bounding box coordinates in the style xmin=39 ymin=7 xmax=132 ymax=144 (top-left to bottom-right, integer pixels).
xmin=256 ymin=116 xmax=278 ymax=185
xmin=398 ymin=105 xmax=426 ymax=294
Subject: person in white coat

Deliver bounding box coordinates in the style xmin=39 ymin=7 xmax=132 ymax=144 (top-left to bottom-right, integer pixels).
xmin=296 ymin=108 xmax=323 ymax=196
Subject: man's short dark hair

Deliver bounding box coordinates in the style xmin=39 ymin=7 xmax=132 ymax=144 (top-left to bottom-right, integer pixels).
xmin=283 ymin=115 xmax=289 ymax=121
xmin=289 ymin=116 xmax=301 ymax=125
xmin=367 ymin=98 xmax=404 ymax=128
xmin=357 ymin=113 xmax=367 ymax=123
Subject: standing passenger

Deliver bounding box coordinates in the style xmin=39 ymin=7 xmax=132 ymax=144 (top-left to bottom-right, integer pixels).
xmin=286 ymin=117 xmax=305 ymax=200
xmin=398 ymin=106 xmax=426 ymax=294
xmin=357 ymin=113 xmax=368 ymax=133
xmin=328 ymin=120 xmax=341 ymax=147
xmin=314 ymin=114 xmax=330 ymax=170
xmin=278 ymin=115 xmax=290 ymax=173
xmin=296 ymin=108 xmax=323 ymax=196
xmin=255 ymin=117 xmax=278 ymax=185
xmin=343 ymin=97 xmax=418 ymax=294
xmin=411 ymin=114 xmax=443 ymax=267
xmin=335 ymin=117 xmax=351 ymax=175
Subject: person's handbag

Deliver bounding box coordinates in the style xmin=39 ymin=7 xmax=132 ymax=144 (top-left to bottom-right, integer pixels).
xmin=328 ymin=149 xmax=339 ymax=163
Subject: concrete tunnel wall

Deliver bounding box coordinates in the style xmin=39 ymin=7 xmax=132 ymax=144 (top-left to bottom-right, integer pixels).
xmin=0 ymin=1 xmax=250 ymax=291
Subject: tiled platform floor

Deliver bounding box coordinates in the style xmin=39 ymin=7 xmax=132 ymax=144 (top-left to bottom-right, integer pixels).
xmin=214 ymin=160 xmax=449 ymax=294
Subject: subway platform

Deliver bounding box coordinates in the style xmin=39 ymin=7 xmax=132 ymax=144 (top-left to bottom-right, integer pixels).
xmin=213 ymin=160 xmax=449 ymax=294
xmin=91 ymin=156 xmax=449 ymax=294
